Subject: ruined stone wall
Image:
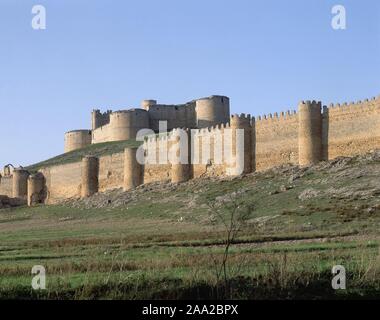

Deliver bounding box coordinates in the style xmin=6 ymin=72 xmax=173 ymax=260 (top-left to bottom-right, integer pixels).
xmin=0 ymin=176 xmax=13 ymax=197
xmin=324 ymin=97 xmax=380 ymax=160
xmin=255 ymin=111 xmax=299 ymax=171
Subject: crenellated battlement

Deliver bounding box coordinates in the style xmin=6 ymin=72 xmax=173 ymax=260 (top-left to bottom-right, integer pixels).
xmin=325 ymin=95 xmax=380 ymax=114
xmin=92 ymin=109 xmax=112 ymax=130
xmin=256 ymin=110 xmax=297 ymax=123
xmin=4 ymin=92 xmax=380 ymax=206
xmin=230 ymin=113 xmax=251 ymax=127
xmin=299 ymin=100 xmax=322 ymax=111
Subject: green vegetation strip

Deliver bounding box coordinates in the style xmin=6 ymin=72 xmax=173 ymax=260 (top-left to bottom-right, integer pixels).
xmin=26 ymin=139 xmax=142 ymax=172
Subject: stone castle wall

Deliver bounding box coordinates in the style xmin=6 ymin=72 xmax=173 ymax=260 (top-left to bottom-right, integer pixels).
xmin=255 ymin=110 xmax=299 ymax=171
xmin=146 ymin=103 xmax=197 ymax=132
xmin=0 ymin=176 xmax=13 ymax=197
xmin=39 ymin=162 xmax=83 ymax=203
xmin=67 ymin=96 xmax=230 ymax=152
xmin=324 ymin=98 xmax=380 ymax=160
xmin=3 ymin=94 xmax=380 ymax=206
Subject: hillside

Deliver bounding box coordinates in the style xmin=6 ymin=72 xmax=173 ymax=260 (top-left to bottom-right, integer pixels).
xmin=26 ymin=139 xmax=142 ymax=172
xmin=0 ymin=150 xmax=379 ymax=299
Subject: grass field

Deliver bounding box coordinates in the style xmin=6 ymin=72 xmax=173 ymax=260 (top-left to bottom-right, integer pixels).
xmin=1 ymin=151 xmax=380 ymax=299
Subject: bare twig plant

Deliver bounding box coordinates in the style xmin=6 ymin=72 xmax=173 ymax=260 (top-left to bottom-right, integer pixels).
xmin=207 ymin=195 xmax=254 ymax=298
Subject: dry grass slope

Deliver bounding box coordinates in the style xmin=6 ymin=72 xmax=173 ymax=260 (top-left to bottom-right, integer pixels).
xmin=1 ymin=150 xmax=380 ymax=299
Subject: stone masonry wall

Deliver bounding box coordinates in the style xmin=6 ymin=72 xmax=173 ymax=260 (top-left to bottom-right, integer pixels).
xmin=3 ymin=95 xmax=380 ymax=205
xmin=324 ymin=97 xmax=380 ymax=160
xmin=0 ymin=176 xmax=13 ymax=197
xmin=98 ymin=152 xmax=124 ymax=192
xmin=40 ymin=162 xmax=83 ymax=203
xmin=92 ymin=124 xmax=112 ymax=144
xmin=255 ymin=111 xmax=299 ymax=171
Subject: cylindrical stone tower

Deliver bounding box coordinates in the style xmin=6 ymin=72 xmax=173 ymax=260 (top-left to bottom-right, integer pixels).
xmin=195 ymin=96 xmax=230 ymax=128
xmin=298 ymin=100 xmax=323 ymax=166
xmin=12 ymin=168 xmax=30 ymax=199
xmin=109 ymin=109 xmax=150 ymax=141
xmin=27 ymin=173 xmax=45 ymax=206
xmin=81 ymin=156 xmax=99 ymax=198
xmin=171 ymin=129 xmax=190 ymax=183
xmin=228 ymin=114 xmax=252 ymax=175
xmin=124 ymin=148 xmax=143 ymax=191
xmin=64 ymin=130 xmax=92 ymax=153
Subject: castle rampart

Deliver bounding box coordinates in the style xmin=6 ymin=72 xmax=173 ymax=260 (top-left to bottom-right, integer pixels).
xmin=71 ymin=96 xmax=231 ymax=152
xmin=255 ymin=110 xmax=299 ymax=171
xmin=323 ymin=96 xmax=380 ymax=160
xmin=2 ymin=93 xmax=380 ymax=206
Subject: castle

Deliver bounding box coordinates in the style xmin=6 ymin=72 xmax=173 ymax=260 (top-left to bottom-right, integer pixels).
xmin=64 ymin=96 xmax=230 ymax=153
xmin=1 ymin=94 xmax=380 ymax=208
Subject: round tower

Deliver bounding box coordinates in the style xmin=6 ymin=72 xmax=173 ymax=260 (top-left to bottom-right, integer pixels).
xmin=12 ymin=168 xmax=30 ymax=199
xmin=170 ymin=129 xmax=190 ymax=183
xmin=64 ymin=130 xmax=92 ymax=153
xmin=228 ymin=114 xmax=252 ymax=175
xmin=109 ymin=109 xmax=149 ymax=141
xmin=298 ymin=101 xmax=323 ymax=166
xmin=141 ymin=100 xmax=157 ymax=110
xmin=195 ymin=96 xmax=230 ymax=128
xmin=124 ymin=148 xmax=143 ymax=191
xmin=27 ymin=173 xmax=45 ymax=206
xmin=81 ymin=156 xmax=99 ymax=198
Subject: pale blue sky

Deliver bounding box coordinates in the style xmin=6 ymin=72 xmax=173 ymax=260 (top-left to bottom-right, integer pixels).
xmin=1 ymin=0 xmax=379 ymax=166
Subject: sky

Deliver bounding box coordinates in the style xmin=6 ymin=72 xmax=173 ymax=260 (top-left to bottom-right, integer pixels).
xmin=0 ymin=0 xmax=379 ymax=166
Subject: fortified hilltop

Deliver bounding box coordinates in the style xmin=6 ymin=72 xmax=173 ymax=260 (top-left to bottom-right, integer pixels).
xmin=64 ymin=96 xmax=230 ymax=153
xmin=1 ymin=93 xmax=380 ymax=208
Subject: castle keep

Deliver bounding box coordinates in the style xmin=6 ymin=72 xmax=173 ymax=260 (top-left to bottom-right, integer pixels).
xmin=65 ymin=96 xmax=230 ymax=152
xmin=1 ymin=94 xmax=380 ymax=207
